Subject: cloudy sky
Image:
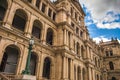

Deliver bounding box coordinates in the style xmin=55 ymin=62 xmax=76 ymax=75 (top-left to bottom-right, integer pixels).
xmin=79 ymin=0 xmax=120 ymax=43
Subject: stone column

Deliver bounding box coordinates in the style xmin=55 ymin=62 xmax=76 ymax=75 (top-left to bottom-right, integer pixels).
xmin=36 ymin=53 xmax=41 ymax=79
xmin=32 ymin=0 xmax=37 ymax=6
xmin=24 ymin=12 xmax=31 ymax=38
xmin=18 ymin=46 xmax=29 ymax=74
xmin=0 ymin=38 xmax=4 ymax=64
xmin=63 ymin=56 xmax=67 ymax=79
xmin=86 ymin=46 xmax=90 ymax=59
xmin=4 ymin=2 xmax=16 ymax=29
xmin=88 ymin=67 xmax=92 ymax=80
xmin=41 ymin=23 xmax=47 ymax=44
xmin=63 ymin=29 xmax=67 ymax=45
xmin=70 ymin=59 xmax=74 ymax=80
xmin=66 ymin=30 xmax=68 ymax=46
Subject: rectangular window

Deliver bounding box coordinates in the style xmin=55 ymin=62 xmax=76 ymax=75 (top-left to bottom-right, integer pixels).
xmin=71 ymin=22 xmax=74 ymax=28
xmin=36 ymin=0 xmax=41 ymax=8
xmin=76 ymin=27 xmax=79 ymax=34
xmin=48 ymin=8 xmax=52 ymax=17
xmin=41 ymin=3 xmax=46 ymax=13
xmin=75 ymin=12 xmax=77 ymax=21
xmin=53 ymin=12 xmax=56 ymax=21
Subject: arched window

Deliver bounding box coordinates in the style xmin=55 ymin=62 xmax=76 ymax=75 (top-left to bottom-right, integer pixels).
xmin=77 ymin=66 xmax=81 ymax=80
xmin=12 ymin=9 xmax=27 ymax=31
xmin=42 ymin=57 xmax=51 ymax=79
xmin=46 ymin=28 xmax=54 ymax=45
xmin=109 ymin=61 xmax=114 ymax=70
xmin=82 ymin=68 xmax=86 ymax=80
xmin=32 ymin=20 xmax=42 ymax=39
xmin=30 ymin=53 xmax=37 ymax=75
xmin=0 ymin=0 xmax=8 ymax=21
xmin=0 ymin=45 xmax=19 ymax=74
xmin=112 ymin=77 xmax=116 ymax=80
xmin=76 ymin=42 xmax=80 ymax=55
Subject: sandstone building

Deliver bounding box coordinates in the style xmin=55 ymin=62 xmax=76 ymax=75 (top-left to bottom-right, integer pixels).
xmin=0 ymin=0 xmax=119 ymax=80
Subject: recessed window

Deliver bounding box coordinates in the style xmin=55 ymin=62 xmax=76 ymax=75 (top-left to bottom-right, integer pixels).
xmin=12 ymin=9 xmax=27 ymax=31
xmin=53 ymin=12 xmax=56 ymax=21
xmin=36 ymin=0 xmax=41 ymax=8
xmin=76 ymin=27 xmax=79 ymax=34
xmin=41 ymin=3 xmax=46 ymax=13
xmin=0 ymin=0 xmax=8 ymax=21
xmin=48 ymin=8 xmax=52 ymax=17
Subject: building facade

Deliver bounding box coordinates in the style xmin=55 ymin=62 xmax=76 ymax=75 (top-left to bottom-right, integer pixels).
xmin=0 ymin=0 xmax=119 ymax=80
xmin=100 ymin=39 xmax=120 ymax=80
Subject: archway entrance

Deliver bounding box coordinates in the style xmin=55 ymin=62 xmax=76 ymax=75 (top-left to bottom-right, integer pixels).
xmin=0 ymin=45 xmax=19 ymax=74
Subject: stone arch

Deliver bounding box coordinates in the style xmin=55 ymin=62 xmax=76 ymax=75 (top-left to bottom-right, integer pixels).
xmin=32 ymin=20 xmax=43 ymax=39
xmin=12 ymin=9 xmax=28 ymax=31
xmin=0 ymin=0 xmax=8 ymax=21
xmin=46 ymin=28 xmax=54 ymax=45
xmin=42 ymin=57 xmax=52 ymax=79
xmin=0 ymin=44 xmax=20 ymax=74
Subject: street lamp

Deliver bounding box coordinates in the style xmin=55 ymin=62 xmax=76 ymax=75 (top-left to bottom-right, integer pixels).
xmin=22 ymin=37 xmax=34 ymax=74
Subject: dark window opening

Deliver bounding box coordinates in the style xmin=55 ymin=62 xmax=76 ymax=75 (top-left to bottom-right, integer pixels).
xmin=53 ymin=12 xmax=56 ymax=21
xmin=36 ymin=0 xmax=41 ymax=8
xmin=112 ymin=77 xmax=116 ymax=80
xmin=82 ymin=68 xmax=86 ymax=80
xmin=110 ymin=51 xmax=113 ymax=56
xmin=71 ymin=22 xmax=74 ymax=28
xmin=80 ymin=31 xmax=83 ymax=37
xmin=12 ymin=9 xmax=27 ymax=31
xmin=30 ymin=53 xmax=37 ymax=75
xmin=68 ymin=58 xmax=71 ymax=79
xmin=75 ymin=12 xmax=77 ymax=21
xmin=42 ymin=57 xmax=51 ymax=79
xmin=0 ymin=0 xmax=8 ymax=21
xmin=27 ymin=0 xmax=32 ymax=3
xmin=74 ymin=66 xmax=76 ymax=80
xmin=106 ymin=51 xmax=109 ymax=56
xmin=46 ymin=28 xmax=53 ymax=45
xmin=76 ymin=42 xmax=79 ymax=55
xmin=76 ymin=27 xmax=79 ymax=34
xmin=109 ymin=61 xmax=114 ymax=70
xmin=41 ymin=3 xmax=46 ymax=13
xmin=48 ymin=8 xmax=52 ymax=17
xmin=32 ymin=20 xmax=42 ymax=39
xmin=0 ymin=45 xmax=19 ymax=74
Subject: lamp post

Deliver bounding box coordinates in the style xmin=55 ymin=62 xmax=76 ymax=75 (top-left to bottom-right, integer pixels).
xmin=22 ymin=37 xmax=34 ymax=74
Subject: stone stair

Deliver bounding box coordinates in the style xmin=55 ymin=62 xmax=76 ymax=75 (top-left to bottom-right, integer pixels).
xmin=0 ymin=72 xmax=18 ymax=80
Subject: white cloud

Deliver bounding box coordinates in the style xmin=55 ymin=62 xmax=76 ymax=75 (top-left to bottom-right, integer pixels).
xmin=93 ymin=36 xmax=111 ymax=43
xmin=79 ymin=0 xmax=120 ymax=29
xmin=97 ymin=22 xmax=120 ymax=29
